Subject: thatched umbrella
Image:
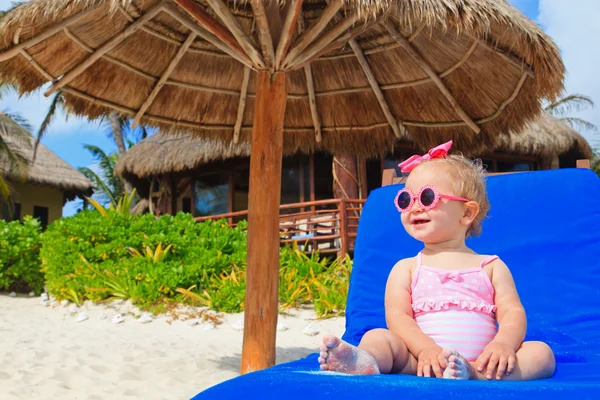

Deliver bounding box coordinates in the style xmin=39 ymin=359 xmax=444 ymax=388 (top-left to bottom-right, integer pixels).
xmin=0 ymin=0 xmax=564 ymax=373
xmin=0 ymin=111 xmax=94 ymax=200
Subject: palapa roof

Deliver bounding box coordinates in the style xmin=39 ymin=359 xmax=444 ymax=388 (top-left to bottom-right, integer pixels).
xmin=0 ymin=112 xmax=94 ymax=199
xmin=115 ymin=112 xmax=591 ymax=180
xmin=494 ymin=111 xmax=592 ymax=159
xmin=116 ymin=133 xmax=251 ymax=180
xmin=0 ymin=0 xmax=564 ymax=156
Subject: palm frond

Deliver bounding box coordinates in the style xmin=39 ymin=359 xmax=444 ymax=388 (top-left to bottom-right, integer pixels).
xmin=82 ymin=143 xmax=110 ymax=161
xmin=82 ymin=144 xmax=117 ymax=180
xmin=81 ymin=144 xmax=124 ymax=200
xmin=545 ymin=94 xmax=595 ymax=117
xmin=34 ymin=91 xmax=64 ymax=161
xmin=78 ymin=166 xmax=117 ymax=205
xmin=0 ymin=176 xmax=10 ymax=201
xmin=2 ymin=109 xmax=33 ymax=133
xmin=0 ymin=114 xmax=30 ymax=175
xmin=559 ymin=117 xmax=599 ymax=132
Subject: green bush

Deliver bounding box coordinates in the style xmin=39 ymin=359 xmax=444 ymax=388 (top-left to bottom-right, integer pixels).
xmin=40 ymin=210 xmax=246 ymax=306
xmin=40 ymin=209 xmax=352 ymax=317
xmin=0 ymin=216 xmax=44 ymax=294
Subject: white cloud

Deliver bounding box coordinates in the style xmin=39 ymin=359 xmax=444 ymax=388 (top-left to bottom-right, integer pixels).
xmin=538 ymin=0 xmax=600 ymax=148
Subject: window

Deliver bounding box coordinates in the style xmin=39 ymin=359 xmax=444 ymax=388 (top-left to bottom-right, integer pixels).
xmin=280 ymin=157 xmax=303 ymax=210
xmin=13 ymin=203 xmax=20 ymax=221
xmin=383 ymin=157 xmax=404 ymax=177
xmin=366 ymin=158 xmax=383 ymax=196
xmin=181 ymin=198 xmax=192 ymax=214
xmin=313 ymin=154 xmax=333 ymax=201
xmin=1 ymin=202 xmax=21 ymax=222
xmin=33 ymin=206 xmax=49 ymax=230
xmin=496 ymin=161 xmax=532 ymax=173
xmin=233 ymin=167 xmax=249 ymax=212
xmin=194 ymin=175 xmax=229 ymax=217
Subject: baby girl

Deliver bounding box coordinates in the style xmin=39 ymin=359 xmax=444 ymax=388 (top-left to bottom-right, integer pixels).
xmin=318 ymin=141 xmax=555 ymax=380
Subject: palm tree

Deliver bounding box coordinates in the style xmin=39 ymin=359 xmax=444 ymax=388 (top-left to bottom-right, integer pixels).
xmin=35 ymin=92 xmax=148 ymax=155
xmin=544 ymin=94 xmax=598 ymax=132
xmin=77 ymin=144 xmax=124 ymax=206
xmin=34 ymin=92 xmax=149 ymax=198
xmin=0 ymin=82 xmax=31 ymax=203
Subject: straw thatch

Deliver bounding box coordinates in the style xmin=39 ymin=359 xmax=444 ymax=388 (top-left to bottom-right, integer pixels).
xmin=115 ymin=112 xmax=590 ymax=181
xmin=116 ymin=132 xmax=251 ymax=181
xmin=0 ymin=0 xmax=563 ymax=156
xmin=494 ymin=112 xmax=592 ymax=159
xmin=0 ymin=112 xmax=94 ymax=200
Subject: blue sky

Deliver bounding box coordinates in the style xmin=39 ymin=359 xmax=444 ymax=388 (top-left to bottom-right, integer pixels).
xmin=1 ymin=0 xmax=598 ymax=215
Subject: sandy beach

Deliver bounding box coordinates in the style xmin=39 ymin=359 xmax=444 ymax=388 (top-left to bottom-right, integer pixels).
xmin=0 ymin=294 xmax=345 ymax=400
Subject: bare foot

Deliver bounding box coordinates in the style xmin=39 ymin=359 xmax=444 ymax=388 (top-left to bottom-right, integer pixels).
xmin=318 ymin=336 xmax=380 ymax=375
xmin=442 ymin=348 xmax=475 ymax=380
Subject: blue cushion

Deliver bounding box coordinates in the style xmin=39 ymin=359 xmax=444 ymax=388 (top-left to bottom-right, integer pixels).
xmin=193 ymin=169 xmax=600 ymax=399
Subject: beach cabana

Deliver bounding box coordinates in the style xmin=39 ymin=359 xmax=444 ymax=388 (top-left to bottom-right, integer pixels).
xmin=116 ymin=112 xmax=592 ymax=216
xmin=0 ymin=112 xmax=94 ymax=227
xmin=493 ymin=111 xmax=592 ymax=170
xmin=0 ymin=0 xmax=564 ymax=372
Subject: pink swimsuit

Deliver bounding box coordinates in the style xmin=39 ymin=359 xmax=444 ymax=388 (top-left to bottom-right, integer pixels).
xmin=411 ymin=253 xmax=498 ymax=361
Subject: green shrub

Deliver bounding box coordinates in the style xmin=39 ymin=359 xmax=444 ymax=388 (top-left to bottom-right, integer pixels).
xmin=41 ymin=209 xmax=352 ymax=317
xmin=41 ymin=210 xmax=246 ymax=306
xmin=0 ymin=216 xmax=44 ymax=294
xmin=279 ymin=248 xmax=352 ymax=317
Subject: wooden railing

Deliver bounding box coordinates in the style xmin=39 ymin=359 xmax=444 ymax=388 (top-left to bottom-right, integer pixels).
xmin=195 ymin=198 xmax=366 ymax=257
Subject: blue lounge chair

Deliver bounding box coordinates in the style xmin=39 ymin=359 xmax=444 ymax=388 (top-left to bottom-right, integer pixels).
xmin=193 ymin=168 xmax=600 ymax=399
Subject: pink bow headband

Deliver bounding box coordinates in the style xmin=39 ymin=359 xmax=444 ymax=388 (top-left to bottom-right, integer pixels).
xmin=398 ymin=140 xmax=453 ymax=173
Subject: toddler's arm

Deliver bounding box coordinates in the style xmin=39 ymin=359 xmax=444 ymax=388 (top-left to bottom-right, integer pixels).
xmin=491 ymin=259 xmax=527 ymax=350
xmin=385 ymin=259 xmax=439 ymax=356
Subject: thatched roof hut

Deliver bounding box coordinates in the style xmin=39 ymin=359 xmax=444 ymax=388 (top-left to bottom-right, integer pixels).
xmin=0 ymin=112 xmax=94 ymax=201
xmin=116 ymin=112 xmax=591 ymax=184
xmin=494 ymin=112 xmax=592 ymax=160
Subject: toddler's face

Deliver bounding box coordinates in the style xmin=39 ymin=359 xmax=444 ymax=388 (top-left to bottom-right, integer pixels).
xmin=400 ymin=164 xmax=469 ymax=243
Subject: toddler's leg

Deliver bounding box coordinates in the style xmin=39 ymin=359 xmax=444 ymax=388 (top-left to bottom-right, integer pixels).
xmin=464 ymin=341 xmax=555 ymax=381
xmin=443 ymin=342 xmax=555 ymax=381
xmin=318 ymin=328 xmax=417 ymax=375
xmin=489 ymin=341 xmax=555 ymax=381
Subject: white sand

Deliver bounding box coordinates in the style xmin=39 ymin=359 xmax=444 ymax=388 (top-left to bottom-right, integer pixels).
xmin=0 ymin=294 xmax=345 ymax=400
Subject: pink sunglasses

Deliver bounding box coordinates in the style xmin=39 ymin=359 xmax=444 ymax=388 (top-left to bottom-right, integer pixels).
xmin=394 ymin=185 xmax=470 ymax=213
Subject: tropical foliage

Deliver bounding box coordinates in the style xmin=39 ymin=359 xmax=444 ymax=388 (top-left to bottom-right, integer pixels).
xmin=1 ymin=196 xmax=351 ymax=317
xmin=545 ymin=93 xmax=598 ymax=132
xmin=78 ymin=145 xmax=125 ymax=206
xmin=0 ymin=106 xmax=31 ymax=202
xmin=36 ymin=209 xmax=350 ymax=316
xmin=0 ymin=216 xmax=44 ymax=294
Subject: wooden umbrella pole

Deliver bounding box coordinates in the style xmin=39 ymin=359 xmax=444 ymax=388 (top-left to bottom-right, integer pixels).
xmin=241 ymin=70 xmax=287 ymax=374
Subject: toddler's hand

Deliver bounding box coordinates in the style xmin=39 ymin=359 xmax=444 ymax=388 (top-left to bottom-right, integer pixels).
xmin=476 ymin=340 xmax=516 ymax=380
xmin=417 ymin=346 xmax=446 ymax=378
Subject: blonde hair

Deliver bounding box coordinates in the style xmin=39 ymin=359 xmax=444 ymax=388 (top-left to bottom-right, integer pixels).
xmin=413 ymin=155 xmax=490 ymax=237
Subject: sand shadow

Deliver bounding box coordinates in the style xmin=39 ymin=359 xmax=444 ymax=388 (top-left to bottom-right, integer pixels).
xmin=212 ymin=346 xmax=317 ymax=372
